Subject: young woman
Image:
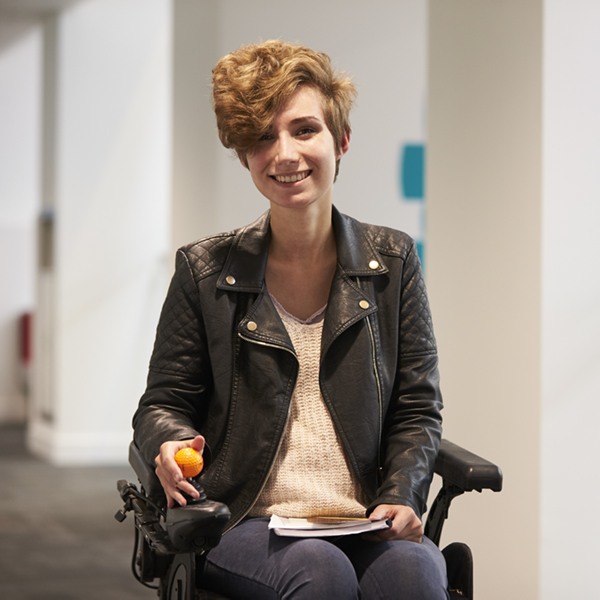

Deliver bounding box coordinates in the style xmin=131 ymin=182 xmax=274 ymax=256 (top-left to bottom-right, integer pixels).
xmin=134 ymin=40 xmax=448 ymax=599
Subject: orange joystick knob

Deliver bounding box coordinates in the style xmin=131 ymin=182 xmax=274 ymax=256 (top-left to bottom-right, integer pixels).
xmin=175 ymin=447 xmax=204 ymax=479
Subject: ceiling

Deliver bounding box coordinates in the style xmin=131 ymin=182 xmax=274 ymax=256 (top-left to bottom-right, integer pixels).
xmin=0 ymin=0 xmax=81 ymax=16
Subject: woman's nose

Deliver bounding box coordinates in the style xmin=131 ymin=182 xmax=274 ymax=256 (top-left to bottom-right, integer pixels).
xmin=275 ymin=134 xmax=298 ymax=163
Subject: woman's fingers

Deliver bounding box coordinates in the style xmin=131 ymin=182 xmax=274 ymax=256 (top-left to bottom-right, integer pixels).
xmin=363 ymin=504 xmax=423 ymax=543
xmin=190 ymin=435 xmax=205 ymax=453
xmin=166 ymin=479 xmax=200 ymax=508
xmin=155 ymin=437 xmax=205 ymax=507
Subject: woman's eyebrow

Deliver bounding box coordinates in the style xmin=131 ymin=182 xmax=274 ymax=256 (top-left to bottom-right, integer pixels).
xmin=289 ymin=116 xmax=323 ymax=125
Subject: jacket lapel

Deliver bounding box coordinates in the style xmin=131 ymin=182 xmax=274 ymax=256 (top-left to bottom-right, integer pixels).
xmin=237 ymin=290 xmax=295 ymax=354
xmin=216 ymin=211 xmax=270 ymax=293
xmin=320 ymin=207 xmax=386 ymax=358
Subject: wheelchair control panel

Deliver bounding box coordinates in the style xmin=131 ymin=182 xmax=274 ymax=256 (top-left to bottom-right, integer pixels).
xmin=115 ymin=443 xmax=230 ymax=599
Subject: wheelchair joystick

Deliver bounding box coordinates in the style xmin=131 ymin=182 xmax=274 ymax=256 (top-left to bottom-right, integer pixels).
xmin=179 ymin=478 xmax=207 ymax=505
xmin=163 ymin=446 xmax=230 ymax=553
xmin=175 ymin=447 xmax=207 ymax=505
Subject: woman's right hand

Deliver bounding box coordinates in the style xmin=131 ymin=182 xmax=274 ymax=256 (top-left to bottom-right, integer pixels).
xmin=155 ymin=435 xmax=205 ymax=508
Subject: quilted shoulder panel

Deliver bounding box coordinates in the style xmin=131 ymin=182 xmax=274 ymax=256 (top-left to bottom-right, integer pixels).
xmin=147 ymin=253 xmax=208 ymax=376
xmin=147 ymin=236 xmax=236 ymax=377
xmin=399 ymin=242 xmax=436 ymax=357
xmin=349 ymin=220 xmax=436 ymax=358
xmin=180 ymin=231 xmax=236 ymax=282
xmin=359 ymin=222 xmax=414 ymax=260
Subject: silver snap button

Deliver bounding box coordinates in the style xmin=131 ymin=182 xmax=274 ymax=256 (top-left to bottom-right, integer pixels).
xmin=369 ymin=260 xmax=379 ymax=270
xmin=247 ymin=321 xmax=257 ymax=331
xmin=359 ymin=300 xmax=369 ymax=310
xmin=226 ymin=275 xmax=236 ymax=285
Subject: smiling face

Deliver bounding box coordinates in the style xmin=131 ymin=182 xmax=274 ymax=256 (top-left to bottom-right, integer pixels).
xmin=245 ymin=86 xmax=349 ymax=212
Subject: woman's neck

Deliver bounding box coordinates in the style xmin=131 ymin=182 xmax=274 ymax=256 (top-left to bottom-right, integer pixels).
xmin=268 ymin=201 xmax=335 ymax=263
xmin=265 ymin=201 xmax=337 ymax=320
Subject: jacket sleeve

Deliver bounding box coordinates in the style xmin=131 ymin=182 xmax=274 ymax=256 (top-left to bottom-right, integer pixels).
xmin=133 ymin=249 xmax=214 ymax=467
xmin=369 ymin=241 xmax=443 ymax=519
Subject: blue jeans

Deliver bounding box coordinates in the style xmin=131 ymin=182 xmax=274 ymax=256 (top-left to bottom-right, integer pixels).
xmin=199 ymin=517 xmax=449 ymax=599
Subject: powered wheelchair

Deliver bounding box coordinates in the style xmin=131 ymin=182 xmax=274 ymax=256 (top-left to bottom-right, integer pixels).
xmin=116 ymin=439 xmax=502 ymax=599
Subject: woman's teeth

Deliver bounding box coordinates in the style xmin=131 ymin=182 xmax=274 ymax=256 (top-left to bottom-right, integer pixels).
xmin=274 ymin=171 xmax=309 ymax=183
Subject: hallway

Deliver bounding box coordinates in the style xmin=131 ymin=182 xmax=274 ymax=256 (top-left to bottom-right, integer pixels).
xmin=0 ymin=425 xmax=154 ymax=599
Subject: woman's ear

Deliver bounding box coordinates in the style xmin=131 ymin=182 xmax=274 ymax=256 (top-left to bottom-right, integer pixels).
xmin=338 ymin=130 xmax=351 ymax=159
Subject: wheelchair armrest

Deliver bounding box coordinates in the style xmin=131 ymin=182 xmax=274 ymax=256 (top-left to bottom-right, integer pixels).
xmin=434 ymin=439 xmax=503 ymax=493
xmin=425 ymin=439 xmax=503 ymax=547
xmin=129 ymin=441 xmax=167 ymax=503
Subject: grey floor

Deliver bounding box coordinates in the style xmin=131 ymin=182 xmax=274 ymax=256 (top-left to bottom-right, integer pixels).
xmin=0 ymin=425 xmax=156 ymax=600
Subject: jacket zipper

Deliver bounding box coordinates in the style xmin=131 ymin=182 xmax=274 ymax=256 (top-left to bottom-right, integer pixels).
xmin=221 ymin=333 xmax=298 ymax=535
xmin=364 ymin=315 xmax=383 ymax=481
xmin=356 ymin=278 xmax=384 ymax=483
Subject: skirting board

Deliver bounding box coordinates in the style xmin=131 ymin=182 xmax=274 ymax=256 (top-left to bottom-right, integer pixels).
xmin=27 ymin=418 xmax=132 ymax=465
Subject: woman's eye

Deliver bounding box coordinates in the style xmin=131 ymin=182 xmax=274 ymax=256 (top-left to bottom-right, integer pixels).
xmin=297 ymin=127 xmax=315 ymax=136
xmin=259 ymin=133 xmax=273 ymax=142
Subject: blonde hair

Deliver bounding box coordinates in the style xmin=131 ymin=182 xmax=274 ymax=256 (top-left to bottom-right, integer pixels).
xmin=212 ymin=40 xmax=357 ymax=174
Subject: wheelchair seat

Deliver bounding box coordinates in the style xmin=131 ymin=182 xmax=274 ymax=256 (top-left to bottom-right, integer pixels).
xmin=116 ymin=439 xmax=502 ymax=600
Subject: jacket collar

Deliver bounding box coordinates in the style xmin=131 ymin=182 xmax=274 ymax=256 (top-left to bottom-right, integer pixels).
xmin=331 ymin=207 xmax=389 ymax=276
xmin=216 ymin=211 xmax=271 ymax=293
xmin=216 ymin=205 xmax=388 ymax=293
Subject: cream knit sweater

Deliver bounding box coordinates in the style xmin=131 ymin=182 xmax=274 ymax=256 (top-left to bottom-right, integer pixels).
xmin=249 ymin=303 xmax=369 ymax=518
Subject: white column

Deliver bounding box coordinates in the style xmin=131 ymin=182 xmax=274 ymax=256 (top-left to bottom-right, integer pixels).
xmin=427 ymin=2 xmax=543 ymax=598
xmin=0 ymin=17 xmax=42 ymax=423
xmin=540 ymin=2 xmax=600 ymax=597
xmin=28 ymin=0 xmax=172 ymax=464
xmin=429 ymin=1 xmax=600 ymax=597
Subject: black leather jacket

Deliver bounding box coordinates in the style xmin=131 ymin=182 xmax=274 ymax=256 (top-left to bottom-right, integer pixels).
xmin=133 ymin=207 xmax=443 ymax=531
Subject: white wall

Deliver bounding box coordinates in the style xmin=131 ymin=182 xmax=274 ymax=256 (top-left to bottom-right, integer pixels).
xmin=170 ymin=0 xmax=219 ymax=253
xmin=0 ymin=18 xmax=42 ymax=423
xmin=214 ymin=0 xmax=427 ymax=238
xmin=171 ymin=0 xmax=428 ymax=248
xmin=541 ymin=2 xmax=600 ymax=597
xmin=28 ymin=0 xmax=172 ymax=464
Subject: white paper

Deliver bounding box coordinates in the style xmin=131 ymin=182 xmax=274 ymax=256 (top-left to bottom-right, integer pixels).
xmin=269 ymin=514 xmax=392 ymax=537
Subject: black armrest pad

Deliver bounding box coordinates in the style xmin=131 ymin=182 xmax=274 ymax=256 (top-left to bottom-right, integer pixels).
xmin=129 ymin=442 xmax=165 ymax=501
xmin=435 ymin=439 xmax=503 ymax=492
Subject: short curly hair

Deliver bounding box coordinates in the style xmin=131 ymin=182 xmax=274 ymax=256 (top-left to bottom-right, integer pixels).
xmin=212 ymin=40 xmax=357 ymax=172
